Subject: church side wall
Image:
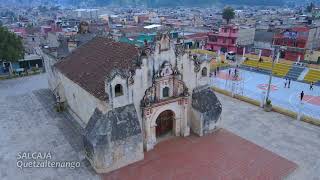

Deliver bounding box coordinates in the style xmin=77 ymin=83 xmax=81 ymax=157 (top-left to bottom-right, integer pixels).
xmin=132 ymin=60 xmax=154 ymax=127
xmin=57 ymin=71 xmax=108 ymax=125
xmin=182 ymin=55 xmax=210 ymax=92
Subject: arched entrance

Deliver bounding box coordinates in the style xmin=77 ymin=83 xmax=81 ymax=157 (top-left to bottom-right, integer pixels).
xmin=155 ymin=110 xmax=174 ymax=138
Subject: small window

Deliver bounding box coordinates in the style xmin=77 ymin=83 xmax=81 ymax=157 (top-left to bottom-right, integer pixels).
xmin=201 ymin=67 xmax=208 ymax=77
xmin=163 ymin=87 xmax=169 ymax=98
xmin=115 ymin=84 xmax=123 ymax=97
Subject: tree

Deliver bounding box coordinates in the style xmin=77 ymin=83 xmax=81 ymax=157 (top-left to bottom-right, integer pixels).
xmin=222 ymin=7 xmax=235 ymax=24
xmin=0 ymin=26 xmax=24 ymax=65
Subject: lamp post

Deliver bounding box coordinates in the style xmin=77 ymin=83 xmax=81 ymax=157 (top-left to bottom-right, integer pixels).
xmin=264 ymin=47 xmax=278 ymax=105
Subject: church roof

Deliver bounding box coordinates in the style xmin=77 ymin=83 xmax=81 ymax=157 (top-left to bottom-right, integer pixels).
xmin=84 ymin=104 xmax=142 ymax=146
xmin=192 ymin=87 xmax=222 ymax=133
xmin=55 ymin=37 xmax=139 ymax=101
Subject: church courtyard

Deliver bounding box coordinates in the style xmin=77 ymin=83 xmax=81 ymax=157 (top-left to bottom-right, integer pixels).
xmin=1 ymin=74 xmax=320 ymax=179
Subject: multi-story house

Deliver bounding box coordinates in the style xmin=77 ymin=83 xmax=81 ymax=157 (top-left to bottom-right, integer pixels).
xmin=272 ymin=26 xmax=320 ymax=61
xmin=206 ymin=24 xmax=255 ymax=54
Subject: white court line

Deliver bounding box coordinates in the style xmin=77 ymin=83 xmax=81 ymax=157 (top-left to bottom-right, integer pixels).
xmin=289 ymin=91 xmax=301 ymax=112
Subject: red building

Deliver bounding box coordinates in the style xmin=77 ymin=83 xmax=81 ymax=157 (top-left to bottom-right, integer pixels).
xmin=272 ymin=26 xmax=319 ymax=61
xmin=206 ymin=25 xmax=238 ymax=53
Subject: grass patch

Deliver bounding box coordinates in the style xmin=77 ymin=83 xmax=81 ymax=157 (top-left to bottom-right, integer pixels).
xmin=272 ymin=106 xmax=297 ymax=119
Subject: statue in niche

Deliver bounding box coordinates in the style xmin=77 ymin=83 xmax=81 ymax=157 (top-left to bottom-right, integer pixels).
xmin=159 ymin=33 xmax=170 ymax=51
xmin=78 ymin=21 xmax=89 ymax=34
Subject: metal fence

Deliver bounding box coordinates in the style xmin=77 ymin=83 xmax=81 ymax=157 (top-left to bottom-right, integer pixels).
xmin=210 ymin=77 xmax=320 ymax=121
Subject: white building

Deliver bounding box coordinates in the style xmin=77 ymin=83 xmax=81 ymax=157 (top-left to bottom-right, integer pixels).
xmin=43 ymin=34 xmax=222 ymax=173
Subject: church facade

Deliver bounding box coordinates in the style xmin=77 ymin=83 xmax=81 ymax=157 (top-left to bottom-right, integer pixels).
xmin=44 ymin=34 xmax=222 ymax=173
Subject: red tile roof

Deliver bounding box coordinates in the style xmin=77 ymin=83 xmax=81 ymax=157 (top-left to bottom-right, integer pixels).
xmin=55 ymin=37 xmax=139 ymax=101
xmin=185 ymin=33 xmax=208 ymax=40
xmin=292 ymin=26 xmax=310 ymax=32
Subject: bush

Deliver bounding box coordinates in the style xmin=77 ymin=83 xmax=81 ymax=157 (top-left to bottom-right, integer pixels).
xmin=266 ymin=99 xmax=272 ymax=105
xmin=31 ymin=67 xmax=38 ymax=73
xmin=55 ymin=102 xmax=65 ymax=112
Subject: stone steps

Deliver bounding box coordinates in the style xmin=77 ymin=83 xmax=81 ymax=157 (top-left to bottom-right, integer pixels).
xmin=284 ymin=66 xmax=305 ymax=80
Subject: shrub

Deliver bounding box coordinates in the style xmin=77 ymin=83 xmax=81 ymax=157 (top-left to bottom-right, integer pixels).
xmin=266 ymin=99 xmax=272 ymax=105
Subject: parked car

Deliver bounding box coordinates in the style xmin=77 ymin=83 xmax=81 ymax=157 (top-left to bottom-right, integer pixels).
xmin=293 ymin=62 xmax=306 ymax=67
xmin=226 ymin=51 xmax=236 ymax=61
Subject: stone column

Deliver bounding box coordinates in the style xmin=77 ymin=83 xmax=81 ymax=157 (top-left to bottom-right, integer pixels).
xmin=175 ymin=118 xmax=180 ymax=136
xmin=182 ymin=103 xmax=190 ymax=137
xmin=144 ymin=119 xmax=155 ymax=151
xmin=143 ymin=59 xmax=148 ymax=89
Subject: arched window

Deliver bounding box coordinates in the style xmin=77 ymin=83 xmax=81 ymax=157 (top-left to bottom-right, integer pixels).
xmin=163 ymin=87 xmax=169 ymax=98
xmin=201 ymin=67 xmax=208 ymax=77
xmin=115 ymin=84 xmax=123 ymax=97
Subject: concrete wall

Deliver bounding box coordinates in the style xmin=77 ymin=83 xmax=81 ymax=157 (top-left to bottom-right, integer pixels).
xmin=306 ymin=27 xmax=320 ymax=50
xmin=237 ymin=28 xmax=256 ymax=46
xmin=254 ymin=41 xmax=272 ymax=50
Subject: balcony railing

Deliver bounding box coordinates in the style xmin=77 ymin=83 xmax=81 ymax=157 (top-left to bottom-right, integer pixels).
xmin=273 ymin=34 xmax=308 ymax=41
xmin=208 ymin=32 xmax=238 ymax=38
xmin=207 ymin=41 xmax=236 ymax=46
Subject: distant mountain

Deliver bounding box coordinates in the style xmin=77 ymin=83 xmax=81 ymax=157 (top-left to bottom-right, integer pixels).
xmin=0 ymin=0 xmax=297 ymax=7
xmin=71 ymin=0 xmax=286 ymax=7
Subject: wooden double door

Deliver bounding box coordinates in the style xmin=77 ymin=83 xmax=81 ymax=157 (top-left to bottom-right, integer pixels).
xmin=155 ymin=110 xmax=174 ymax=138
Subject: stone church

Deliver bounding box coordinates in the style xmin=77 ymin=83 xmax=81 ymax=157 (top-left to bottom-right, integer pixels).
xmin=45 ymin=34 xmax=222 ymax=173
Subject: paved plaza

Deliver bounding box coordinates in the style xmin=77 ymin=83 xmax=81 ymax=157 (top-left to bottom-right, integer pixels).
xmin=103 ymin=129 xmax=297 ymax=180
xmin=0 ymin=74 xmax=98 ymax=180
xmin=217 ymin=92 xmax=320 ymax=180
xmin=1 ymin=74 xmax=320 ymax=179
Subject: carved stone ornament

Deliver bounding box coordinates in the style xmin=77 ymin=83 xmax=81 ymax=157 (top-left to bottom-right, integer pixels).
xmin=174 ymin=43 xmax=185 ymax=57
xmin=192 ymin=55 xmax=201 ymax=73
xmin=141 ymin=85 xmax=156 ymax=107
xmin=128 ymin=71 xmax=135 ymax=85
xmin=182 ymin=84 xmax=190 ymax=96
xmin=159 ymin=62 xmax=173 ymax=77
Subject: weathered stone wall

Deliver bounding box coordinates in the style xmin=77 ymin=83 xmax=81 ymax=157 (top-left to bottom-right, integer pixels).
xmin=93 ymin=135 xmax=144 ymax=173
xmin=190 ymin=108 xmax=203 ymax=136
xmin=84 ymin=105 xmax=144 ymax=173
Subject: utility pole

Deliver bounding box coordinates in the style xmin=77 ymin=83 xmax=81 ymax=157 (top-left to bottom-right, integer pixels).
xmin=265 ymin=47 xmax=278 ymax=105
